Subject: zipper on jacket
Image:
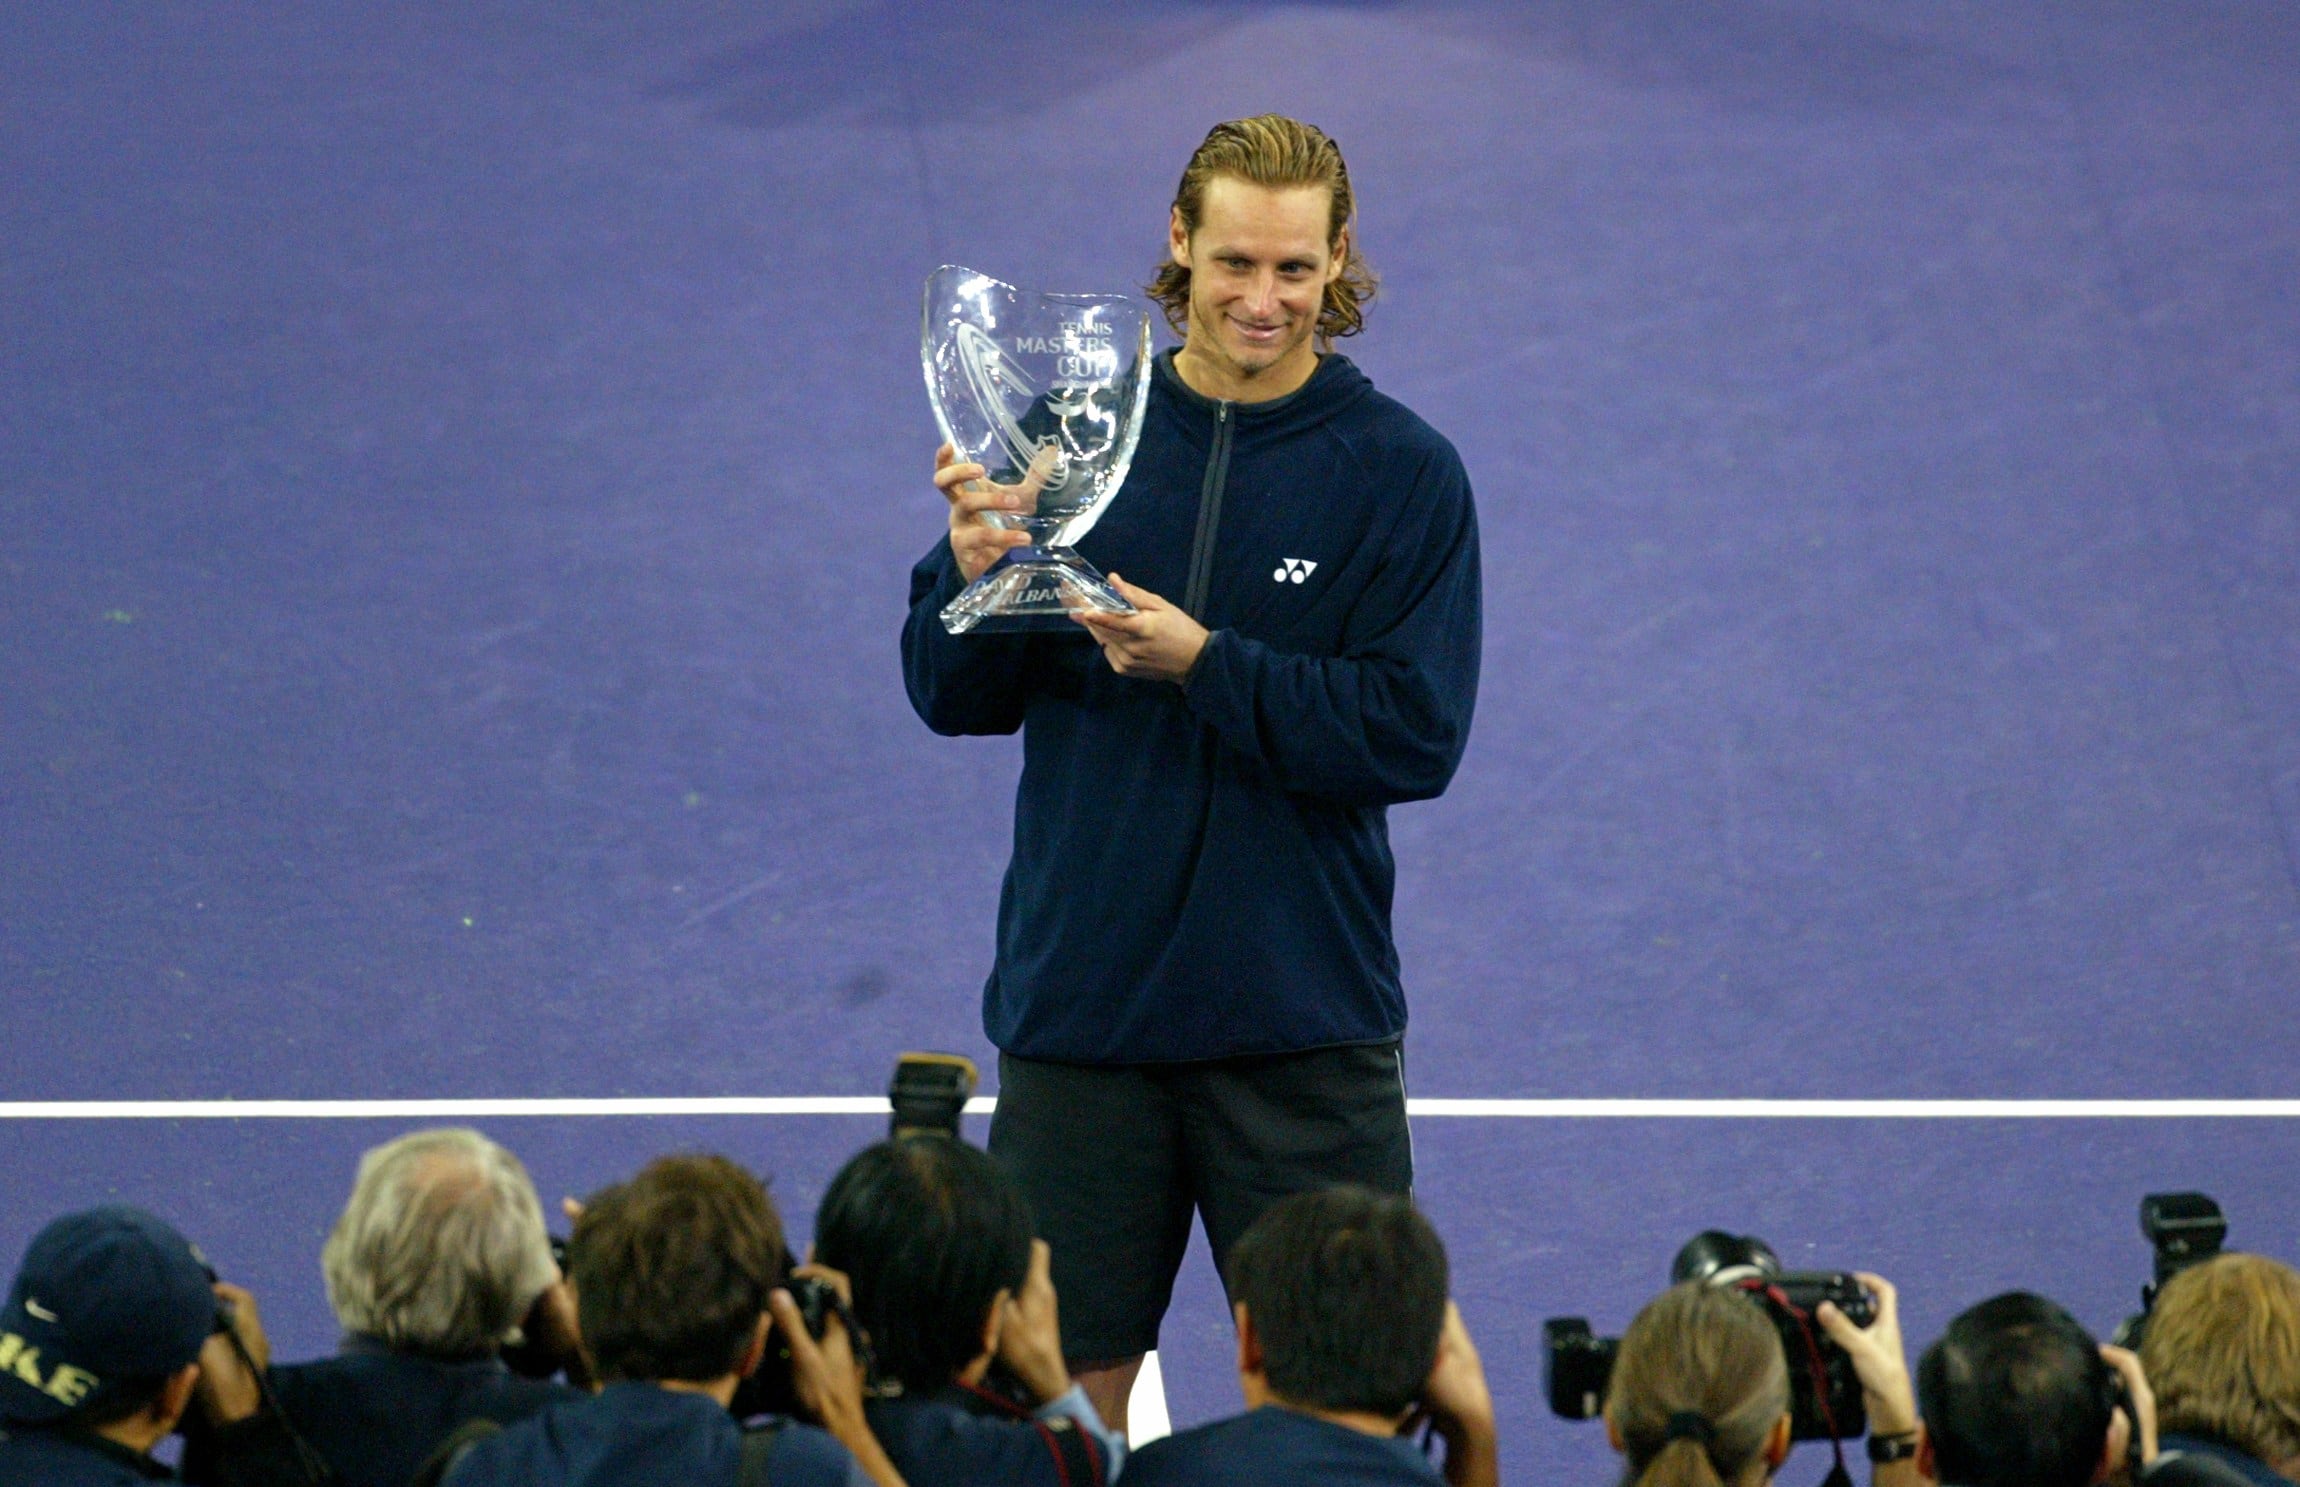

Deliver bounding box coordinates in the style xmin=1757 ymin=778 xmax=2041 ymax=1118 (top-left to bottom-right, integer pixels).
xmin=1182 ymin=401 xmax=1233 ymax=620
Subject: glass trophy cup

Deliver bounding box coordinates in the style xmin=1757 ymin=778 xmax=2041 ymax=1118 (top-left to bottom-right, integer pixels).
xmin=923 ymin=265 xmax=1153 ymax=635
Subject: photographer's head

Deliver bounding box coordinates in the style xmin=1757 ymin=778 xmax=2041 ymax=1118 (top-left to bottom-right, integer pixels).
xmin=1227 ymin=1185 xmax=1449 ymax=1421
xmin=2139 ymin=1253 xmax=2300 ymax=1478
xmin=1918 ymin=1292 xmax=2124 ymax=1487
xmin=322 ymin=1126 xmax=558 ymax=1357
xmin=567 ymin=1153 xmax=786 ymax=1388
xmin=0 ymin=1207 xmax=216 ymax=1450
xmin=813 ymin=1136 xmax=1032 ymax=1394
xmin=1605 ymin=1283 xmax=1792 ymax=1487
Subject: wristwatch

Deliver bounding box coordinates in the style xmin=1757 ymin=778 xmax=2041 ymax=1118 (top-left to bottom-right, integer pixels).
xmin=1868 ymin=1432 xmax=1920 ymax=1464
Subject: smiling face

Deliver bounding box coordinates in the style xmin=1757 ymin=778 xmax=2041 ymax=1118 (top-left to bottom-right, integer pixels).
xmin=1169 ymin=174 xmax=1346 ymax=403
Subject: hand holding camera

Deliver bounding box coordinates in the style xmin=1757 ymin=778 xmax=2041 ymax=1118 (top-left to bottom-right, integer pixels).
xmin=1416 ymin=1301 xmax=1500 ymax=1487
xmin=193 ymin=1280 xmax=269 ymax=1426
xmin=1817 ymin=1272 xmax=1916 ymax=1438
xmin=2099 ymin=1342 xmax=2158 ymax=1476
xmin=996 ymin=1239 xmax=1072 ymax=1407
xmin=768 ymin=1263 xmax=869 ymax=1435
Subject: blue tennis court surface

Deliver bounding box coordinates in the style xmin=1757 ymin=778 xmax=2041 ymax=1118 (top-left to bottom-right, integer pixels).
xmin=5 ymin=4 xmax=2297 ymax=1481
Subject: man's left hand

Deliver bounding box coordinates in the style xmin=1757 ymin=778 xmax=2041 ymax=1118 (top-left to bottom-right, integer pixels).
xmin=1073 ymin=575 xmax=1208 ymax=684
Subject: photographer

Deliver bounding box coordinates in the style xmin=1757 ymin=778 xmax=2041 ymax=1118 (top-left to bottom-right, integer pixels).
xmin=190 ymin=1129 xmax=582 ymax=1487
xmin=1602 ymin=1283 xmax=1791 ymax=1487
xmin=812 ymin=1136 xmax=1122 ymax=1487
xmin=1916 ymin=1292 xmax=2156 ymax=1487
xmin=0 ymin=1206 xmax=328 ymax=1487
xmin=440 ymin=1153 xmax=903 ymax=1487
xmin=1124 ymin=1186 xmax=1497 ymax=1487
xmin=2138 ymin=1254 xmax=2300 ymax=1487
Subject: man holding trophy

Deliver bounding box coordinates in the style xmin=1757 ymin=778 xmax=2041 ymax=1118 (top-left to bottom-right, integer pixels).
xmin=902 ymin=115 xmax=1483 ymax=1429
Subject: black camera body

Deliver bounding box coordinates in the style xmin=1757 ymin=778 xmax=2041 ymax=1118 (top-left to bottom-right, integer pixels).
xmin=1544 ymin=1231 xmax=1876 ymax=1443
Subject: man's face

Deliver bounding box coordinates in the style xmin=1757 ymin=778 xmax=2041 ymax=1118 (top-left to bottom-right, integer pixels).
xmin=1170 ymin=175 xmax=1345 ymax=395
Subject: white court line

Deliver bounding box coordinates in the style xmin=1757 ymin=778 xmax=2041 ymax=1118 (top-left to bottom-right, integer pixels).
xmin=1129 ymin=1351 xmax=1172 ymax=1447
xmin=3 ymin=1097 xmax=2300 ymax=1119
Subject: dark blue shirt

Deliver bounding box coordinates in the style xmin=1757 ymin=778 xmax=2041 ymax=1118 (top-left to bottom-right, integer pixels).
xmin=444 ymin=1381 xmax=858 ymax=1487
xmin=249 ymin=1337 xmax=569 ymax=1487
xmin=864 ymin=1382 xmax=1111 ymax=1487
xmin=904 ymin=352 xmax=1483 ymax=1064
xmin=1124 ymin=1406 xmax=1442 ymax=1487
xmin=0 ymin=1427 xmax=172 ymax=1486
xmin=2157 ymin=1435 xmax=2299 ymax=1487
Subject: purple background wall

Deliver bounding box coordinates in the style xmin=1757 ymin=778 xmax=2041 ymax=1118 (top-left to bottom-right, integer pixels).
xmin=4 ymin=4 xmax=2296 ymax=1482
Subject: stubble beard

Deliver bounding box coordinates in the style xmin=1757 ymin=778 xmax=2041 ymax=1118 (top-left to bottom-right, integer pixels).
xmin=1184 ymin=286 xmax=1313 ymax=390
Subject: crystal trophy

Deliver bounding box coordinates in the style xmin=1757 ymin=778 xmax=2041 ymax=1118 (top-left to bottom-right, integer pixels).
xmin=923 ymin=265 xmax=1153 ymax=635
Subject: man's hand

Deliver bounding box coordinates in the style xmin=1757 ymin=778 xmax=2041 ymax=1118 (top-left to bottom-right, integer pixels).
xmin=935 ymin=442 xmax=1038 ymax=583
xmin=769 ymin=1265 xmax=907 ymax=1487
xmin=514 ymin=1277 xmax=596 ymax=1390
xmin=193 ymin=1283 xmax=267 ymax=1425
xmin=2101 ymin=1343 xmax=2158 ymax=1471
xmin=1417 ymin=1302 xmax=1498 ymax=1487
xmin=1072 ymin=575 xmax=1209 ymax=684
xmin=1817 ymin=1273 xmax=1918 ymax=1438
xmin=997 ymin=1240 xmax=1072 ymax=1407
xmin=768 ymin=1265 xmax=868 ymax=1434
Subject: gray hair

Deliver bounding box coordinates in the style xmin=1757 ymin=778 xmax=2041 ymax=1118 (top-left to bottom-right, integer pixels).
xmin=321 ymin=1127 xmax=558 ymax=1355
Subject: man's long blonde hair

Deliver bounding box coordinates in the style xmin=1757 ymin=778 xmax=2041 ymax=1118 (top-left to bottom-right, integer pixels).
xmin=1147 ymin=114 xmax=1378 ymax=345
xmin=2143 ymin=1253 xmax=2300 ymax=1467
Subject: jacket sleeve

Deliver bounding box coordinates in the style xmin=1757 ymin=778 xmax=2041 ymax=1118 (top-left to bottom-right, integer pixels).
xmin=1181 ymin=450 xmax=1482 ymax=806
xmin=901 ymin=537 xmax=1036 ymax=736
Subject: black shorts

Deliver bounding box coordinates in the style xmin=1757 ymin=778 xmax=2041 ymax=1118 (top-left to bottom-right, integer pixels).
xmin=986 ymin=1041 xmax=1413 ymax=1365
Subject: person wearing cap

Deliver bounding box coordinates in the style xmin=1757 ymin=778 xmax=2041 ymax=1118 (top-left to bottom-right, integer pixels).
xmin=1121 ymin=1187 xmax=1496 ymax=1487
xmin=0 ymin=1205 xmax=328 ymax=1486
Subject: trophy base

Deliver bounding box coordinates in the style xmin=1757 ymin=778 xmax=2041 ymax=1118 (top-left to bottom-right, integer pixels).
xmin=940 ymin=547 xmax=1137 ymax=635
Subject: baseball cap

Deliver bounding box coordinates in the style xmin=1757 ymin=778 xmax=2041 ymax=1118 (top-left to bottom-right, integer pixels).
xmin=0 ymin=1206 xmax=217 ymax=1424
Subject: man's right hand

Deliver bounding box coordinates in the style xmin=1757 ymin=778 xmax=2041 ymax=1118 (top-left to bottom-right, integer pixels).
xmin=769 ymin=1265 xmax=909 ymax=1487
xmin=1817 ymin=1273 xmax=1918 ymax=1437
xmin=935 ymin=442 xmax=1037 ymax=582
xmin=1419 ymin=1302 xmax=1499 ymax=1487
xmin=2101 ymin=1343 xmax=2159 ymax=1472
xmin=768 ymin=1266 xmax=868 ymax=1433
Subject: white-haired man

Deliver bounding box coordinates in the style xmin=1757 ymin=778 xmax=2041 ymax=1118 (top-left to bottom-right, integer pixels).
xmin=186 ymin=1128 xmax=583 ymax=1487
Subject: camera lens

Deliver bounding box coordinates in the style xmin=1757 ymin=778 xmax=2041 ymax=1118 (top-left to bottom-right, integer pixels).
xmin=1671 ymin=1231 xmax=1779 ymax=1286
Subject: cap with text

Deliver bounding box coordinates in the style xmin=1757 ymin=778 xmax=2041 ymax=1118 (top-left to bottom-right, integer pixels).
xmin=0 ymin=1206 xmax=215 ymax=1423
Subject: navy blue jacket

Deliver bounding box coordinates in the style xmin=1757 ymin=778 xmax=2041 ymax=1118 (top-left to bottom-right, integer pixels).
xmin=252 ymin=1338 xmax=570 ymax=1487
xmin=443 ymin=1383 xmax=858 ymax=1487
xmin=1123 ymin=1406 xmax=1442 ymax=1487
xmin=0 ymin=1428 xmax=172 ymax=1486
xmin=6 ymin=1413 xmax=322 ymax=1487
xmin=2154 ymin=1435 xmax=2298 ymax=1487
xmin=864 ymin=1383 xmax=1110 ymax=1487
xmin=903 ymin=352 xmax=1482 ymax=1064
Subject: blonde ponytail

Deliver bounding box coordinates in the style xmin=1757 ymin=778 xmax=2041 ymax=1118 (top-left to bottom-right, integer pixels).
xmin=1609 ymin=1284 xmax=1791 ymax=1487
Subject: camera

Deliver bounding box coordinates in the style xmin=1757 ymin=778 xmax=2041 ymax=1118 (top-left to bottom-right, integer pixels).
xmin=2110 ymin=1191 xmax=2227 ymax=1349
xmin=1545 ymin=1230 xmax=1876 ymax=1442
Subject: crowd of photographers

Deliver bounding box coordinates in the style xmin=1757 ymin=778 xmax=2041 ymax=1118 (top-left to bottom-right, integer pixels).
xmin=5 ymin=1102 xmax=2297 ymax=1487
